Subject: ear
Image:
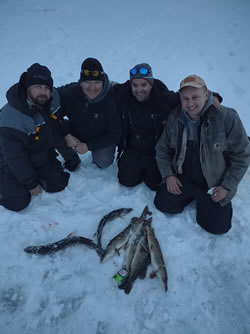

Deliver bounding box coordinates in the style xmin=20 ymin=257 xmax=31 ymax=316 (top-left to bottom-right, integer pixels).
xmin=205 ymin=89 xmax=210 ymax=99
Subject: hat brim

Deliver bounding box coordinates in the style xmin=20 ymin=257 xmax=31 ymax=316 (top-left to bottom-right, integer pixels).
xmin=179 ymin=82 xmax=205 ymax=90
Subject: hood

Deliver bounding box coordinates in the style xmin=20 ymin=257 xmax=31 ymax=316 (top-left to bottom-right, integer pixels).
xmin=6 ymin=70 xmax=31 ymax=114
xmin=5 ymin=71 xmax=57 ymax=116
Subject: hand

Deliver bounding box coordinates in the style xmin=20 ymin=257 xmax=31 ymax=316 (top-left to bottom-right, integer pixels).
xmin=166 ymin=176 xmax=182 ymax=195
xmin=64 ymin=134 xmax=80 ymax=148
xmin=211 ymin=185 xmax=228 ymax=202
xmin=75 ymin=142 xmax=88 ymax=154
xmin=30 ymin=184 xmax=42 ymax=196
xmin=213 ymin=96 xmax=221 ymax=110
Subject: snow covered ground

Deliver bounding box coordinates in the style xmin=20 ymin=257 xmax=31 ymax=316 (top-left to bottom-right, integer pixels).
xmin=0 ymin=1 xmax=250 ymax=333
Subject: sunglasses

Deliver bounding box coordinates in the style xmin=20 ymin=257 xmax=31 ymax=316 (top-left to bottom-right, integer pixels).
xmin=82 ymin=69 xmax=103 ymax=77
xmin=130 ymin=67 xmax=150 ymax=76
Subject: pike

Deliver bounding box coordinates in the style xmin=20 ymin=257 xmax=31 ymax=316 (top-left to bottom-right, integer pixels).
xmin=95 ymin=208 xmax=132 ymax=255
xmin=145 ymin=222 xmax=168 ymax=292
xmin=101 ymin=205 xmax=152 ymax=263
xmin=24 ymin=235 xmax=100 ymax=255
xmin=119 ymin=224 xmax=150 ymax=294
xmin=124 ymin=217 xmax=152 ymax=273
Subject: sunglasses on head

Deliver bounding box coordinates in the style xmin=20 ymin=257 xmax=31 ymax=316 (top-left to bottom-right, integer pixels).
xmin=130 ymin=67 xmax=150 ymax=76
xmin=82 ymin=69 xmax=103 ymax=77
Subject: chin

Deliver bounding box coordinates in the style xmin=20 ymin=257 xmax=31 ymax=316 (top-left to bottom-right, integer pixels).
xmin=136 ymin=96 xmax=145 ymax=102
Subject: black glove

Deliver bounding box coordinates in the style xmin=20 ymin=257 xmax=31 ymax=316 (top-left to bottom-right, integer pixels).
xmin=63 ymin=155 xmax=81 ymax=171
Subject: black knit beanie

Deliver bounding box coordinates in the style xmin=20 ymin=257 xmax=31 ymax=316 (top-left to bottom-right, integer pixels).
xmin=25 ymin=63 xmax=53 ymax=90
xmin=80 ymin=57 xmax=104 ymax=82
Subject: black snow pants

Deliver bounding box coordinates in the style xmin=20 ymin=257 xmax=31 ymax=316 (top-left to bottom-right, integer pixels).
xmin=0 ymin=155 xmax=69 ymax=212
xmin=117 ymin=147 xmax=162 ymax=191
xmin=154 ymin=175 xmax=232 ymax=235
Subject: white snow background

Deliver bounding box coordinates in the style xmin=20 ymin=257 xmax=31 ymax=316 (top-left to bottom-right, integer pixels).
xmin=0 ymin=0 xmax=250 ymax=333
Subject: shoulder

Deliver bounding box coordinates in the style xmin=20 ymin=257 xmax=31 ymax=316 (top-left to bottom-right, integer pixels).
xmin=0 ymin=103 xmax=34 ymax=134
xmin=152 ymin=79 xmax=179 ymax=105
xmin=50 ymin=88 xmax=60 ymax=111
xmin=215 ymin=105 xmax=241 ymax=124
xmin=166 ymin=106 xmax=181 ymax=125
xmin=57 ymin=82 xmax=81 ymax=98
xmin=153 ymin=79 xmax=167 ymax=90
xmin=113 ymin=81 xmax=131 ymax=100
xmin=220 ymin=105 xmax=238 ymax=116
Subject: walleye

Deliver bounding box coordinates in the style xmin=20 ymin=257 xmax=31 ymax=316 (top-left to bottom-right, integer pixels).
xmin=145 ymin=222 xmax=168 ymax=292
xmin=119 ymin=224 xmax=150 ymax=294
xmin=101 ymin=206 xmax=152 ymax=263
xmin=96 ymin=208 xmax=132 ymax=254
xmin=24 ymin=235 xmax=100 ymax=255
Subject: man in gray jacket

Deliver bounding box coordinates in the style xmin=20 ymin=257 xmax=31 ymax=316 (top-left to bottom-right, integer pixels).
xmin=154 ymin=74 xmax=250 ymax=234
xmin=0 ymin=63 xmax=78 ymax=211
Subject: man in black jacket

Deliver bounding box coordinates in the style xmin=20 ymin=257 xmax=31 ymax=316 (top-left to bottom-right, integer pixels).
xmin=0 ymin=63 xmax=77 ymax=211
xmin=114 ymin=63 xmax=180 ymax=190
xmin=58 ymin=58 xmax=120 ymax=169
xmin=114 ymin=64 xmax=223 ymax=191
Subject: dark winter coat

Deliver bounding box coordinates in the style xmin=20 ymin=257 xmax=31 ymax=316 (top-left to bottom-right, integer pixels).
xmin=57 ymin=74 xmax=121 ymax=151
xmin=0 ymin=82 xmax=69 ymax=190
xmin=113 ymin=79 xmax=180 ymax=157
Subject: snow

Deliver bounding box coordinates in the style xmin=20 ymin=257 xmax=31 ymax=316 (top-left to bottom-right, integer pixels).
xmin=1 ymin=0 xmax=250 ymax=333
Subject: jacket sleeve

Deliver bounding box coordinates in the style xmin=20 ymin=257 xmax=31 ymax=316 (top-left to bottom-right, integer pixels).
xmin=0 ymin=127 xmax=38 ymax=189
xmin=155 ymin=120 xmax=176 ymax=180
xmin=86 ymin=91 xmax=121 ymax=151
xmin=220 ymin=109 xmax=250 ymax=192
xmin=56 ymin=86 xmax=71 ymax=137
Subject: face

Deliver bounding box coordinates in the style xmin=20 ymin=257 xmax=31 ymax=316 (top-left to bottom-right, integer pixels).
xmin=180 ymin=86 xmax=209 ymax=120
xmin=80 ymin=80 xmax=103 ymax=100
xmin=131 ymin=78 xmax=152 ymax=102
xmin=27 ymin=84 xmax=51 ymax=105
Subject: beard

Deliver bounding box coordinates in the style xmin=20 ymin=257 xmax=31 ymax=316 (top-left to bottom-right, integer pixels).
xmin=31 ymin=95 xmax=50 ymax=106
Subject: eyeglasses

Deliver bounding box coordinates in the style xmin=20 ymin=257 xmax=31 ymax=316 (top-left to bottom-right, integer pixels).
xmin=130 ymin=67 xmax=150 ymax=76
xmin=82 ymin=69 xmax=103 ymax=77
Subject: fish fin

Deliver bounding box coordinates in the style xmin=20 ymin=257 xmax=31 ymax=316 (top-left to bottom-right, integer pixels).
xmin=124 ymin=283 xmax=133 ymax=294
xmin=96 ymin=247 xmax=105 ymax=259
xmin=115 ymin=248 xmax=120 ymax=256
xmin=139 ymin=269 xmax=147 ymax=280
xmin=118 ymin=279 xmax=132 ymax=293
xmin=66 ymin=231 xmax=76 ymax=238
xmin=149 ymin=271 xmax=157 ymax=279
xmin=146 ymin=217 xmax=152 ymax=224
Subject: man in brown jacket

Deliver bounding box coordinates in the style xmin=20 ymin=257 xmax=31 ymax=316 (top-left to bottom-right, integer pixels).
xmin=154 ymin=74 xmax=250 ymax=234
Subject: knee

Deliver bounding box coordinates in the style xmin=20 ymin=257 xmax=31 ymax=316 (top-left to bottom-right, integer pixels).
xmin=197 ymin=220 xmax=232 ymax=235
xmin=118 ymin=177 xmax=141 ymax=188
xmin=2 ymin=194 xmax=31 ymax=212
xmin=94 ymin=158 xmax=113 ymax=169
xmin=154 ymin=191 xmax=183 ymax=214
xmin=117 ymin=170 xmax=142 ymax=188
xmin=144 ymin=180 xmax=159 ymax=191
xmin=44 ymin=172 xmax=70 ymax=193
xmin=154 ymin=192 xmax=168 ymax=212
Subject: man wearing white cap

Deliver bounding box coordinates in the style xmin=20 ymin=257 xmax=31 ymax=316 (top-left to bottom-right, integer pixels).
xmin=154 ymin=74 xmax=250 ymax=234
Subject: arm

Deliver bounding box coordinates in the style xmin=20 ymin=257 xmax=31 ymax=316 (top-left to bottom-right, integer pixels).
xmin=155 ymin=120 xmax=176 ymax=181
xmin=220 ymin=108 xmax=250 ymax=192
xmin=0 ymin=127 xmax=39 ymax=190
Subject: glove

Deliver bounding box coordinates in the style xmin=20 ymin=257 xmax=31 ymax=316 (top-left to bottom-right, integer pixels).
xmin=63 ymin=155 xmax=81 ymax=171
